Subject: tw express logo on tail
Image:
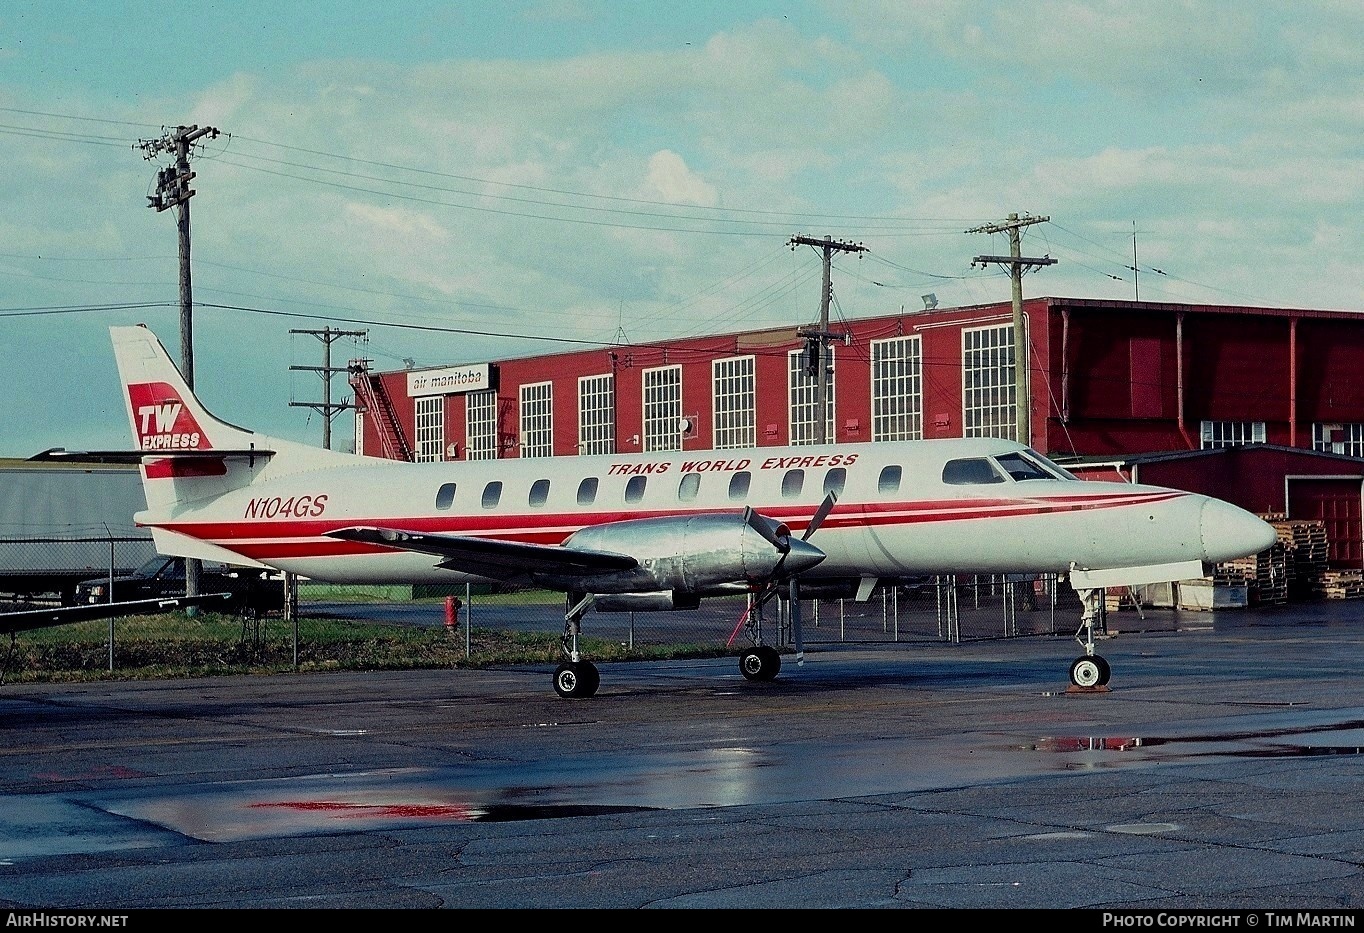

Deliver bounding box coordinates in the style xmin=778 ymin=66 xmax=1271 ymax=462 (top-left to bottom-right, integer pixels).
xmin=128 ymin=382 xmax=211 ymax=451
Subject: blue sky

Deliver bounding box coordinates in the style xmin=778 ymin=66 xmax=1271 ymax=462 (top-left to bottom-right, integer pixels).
xmin=4 ymin=1 xmax=1363 ymax=456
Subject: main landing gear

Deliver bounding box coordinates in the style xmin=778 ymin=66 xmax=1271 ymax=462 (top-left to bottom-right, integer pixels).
xmin=554 ymin=593 xmax=600 ymax=699
xmin=1070 ymin=587 xmax=1111 ymax=689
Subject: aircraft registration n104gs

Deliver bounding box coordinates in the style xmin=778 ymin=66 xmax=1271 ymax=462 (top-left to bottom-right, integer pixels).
xmin=43 ymin=324 xmax=1278 ymax=698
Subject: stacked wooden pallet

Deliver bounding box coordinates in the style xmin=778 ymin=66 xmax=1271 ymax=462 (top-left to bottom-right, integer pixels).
xmin=1318 ymin=569 xmax=1364 ymax=600
xmin=1271 ymin=519 xmax=1329 ymax=598
xmin=1214 ymin=542 xmax=1288 ymax=605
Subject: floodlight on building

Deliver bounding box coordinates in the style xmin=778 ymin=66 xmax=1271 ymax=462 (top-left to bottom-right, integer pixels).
xmin=922 ymin=293 xmax=938 ymax=311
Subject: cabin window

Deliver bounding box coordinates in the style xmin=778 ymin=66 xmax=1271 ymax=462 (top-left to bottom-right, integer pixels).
xmin=781 ymin=469 xmax=804 ymax=498
xmin=481 ymin=481 xmax=502 ymax=508
xmin=434 ymin=483 xmax=457 ymax=510
xmin=942 ymin=458 xmax=1005 ymax=485
xmin=728 ymin=471 xmax=751 ymax=500
xmin=576 ymin=477 xmax=598 ymax=505
xmin=529 ymin=479 xmax=550 ymax=507
xmin=678 ymin=472 xmax=701 ymax=502
xmin=877 ymin=465 xmax=902 ymax=494
xmin=994 ymin=452 xmax=1050 ymax=482
xmin=823 ymin=468 xmax=846 ymax=498
xmin=625 ymin=475 xmax=647 ymax=503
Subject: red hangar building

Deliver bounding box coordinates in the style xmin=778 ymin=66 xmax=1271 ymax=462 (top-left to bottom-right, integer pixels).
xmin=349 ymin=296 xmax=1364 ymax=569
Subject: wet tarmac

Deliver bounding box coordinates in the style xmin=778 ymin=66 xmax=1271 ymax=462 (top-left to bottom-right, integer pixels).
xmin=4 ymin=600 xmax=1364 ymax=909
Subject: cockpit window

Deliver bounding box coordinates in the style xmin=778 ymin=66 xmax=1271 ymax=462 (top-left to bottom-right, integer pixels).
xmin=995 ymin=452 xmax=1054 ymax=482
xmin=1027 ymin=450 xmax=1079 ymax=480
xmin=942 ymin=458 xmax=1005 ymax=485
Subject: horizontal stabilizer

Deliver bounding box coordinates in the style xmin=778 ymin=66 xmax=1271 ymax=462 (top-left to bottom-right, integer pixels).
xmin=325 ymin=526 xmax=638 ymax=582
xmin=29 ymin=447 xmax=276 ymax=465
xmin=0 ymin=593 xmax=233 ymax=634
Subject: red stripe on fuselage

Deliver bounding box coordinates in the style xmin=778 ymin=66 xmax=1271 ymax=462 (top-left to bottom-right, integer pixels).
xmin=147 ymin=490 xmax=1191 ymax=561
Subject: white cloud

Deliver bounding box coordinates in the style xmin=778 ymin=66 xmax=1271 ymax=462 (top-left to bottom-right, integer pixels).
xmin=639 ymin=150 xmax=717 ymax=206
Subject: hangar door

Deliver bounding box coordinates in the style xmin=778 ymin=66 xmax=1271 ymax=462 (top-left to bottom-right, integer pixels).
xmin=1287 ymin=477 xmax=1364 ymax=569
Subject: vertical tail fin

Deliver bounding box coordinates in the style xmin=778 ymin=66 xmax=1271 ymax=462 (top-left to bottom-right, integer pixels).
xmin=111 ymin=324 xmax=256 ymax=453
xmin=110 ymin=325 xmax=361 ymax=566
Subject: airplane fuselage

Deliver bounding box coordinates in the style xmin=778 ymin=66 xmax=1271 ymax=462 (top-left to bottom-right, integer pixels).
xmin=140 ymin=436 xmax=1262 ymax=591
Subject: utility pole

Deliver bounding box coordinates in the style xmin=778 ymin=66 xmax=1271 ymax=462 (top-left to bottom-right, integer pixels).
xmin=139 ymin=123 xmax=219 ymax=604
xmin=139 ymin=125 xmax=220 ymax=387
xmin=289 ymin=327 xmax=367 ymax=449
xmin=967 ymin=213 xmax=1056 ymax=447
xmin=789 ymin=234 xmax=866 ymax=445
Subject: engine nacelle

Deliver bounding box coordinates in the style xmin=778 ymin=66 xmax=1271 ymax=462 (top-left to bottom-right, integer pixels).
xmin=593 ymin=591 xmax=702 ymax=612
xmin=532 ymin=512 xmax=820 ymax=595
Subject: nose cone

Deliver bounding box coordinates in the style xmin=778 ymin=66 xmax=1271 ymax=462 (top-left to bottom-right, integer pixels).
xmin=784 ymin=537 xmax=827 ymax=575
xmin=1200 ymin=498 xmax=1278 ymax=564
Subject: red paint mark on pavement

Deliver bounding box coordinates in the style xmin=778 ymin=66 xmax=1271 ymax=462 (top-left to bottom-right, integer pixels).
xmin=251 ymin=800 xmax=477 ymax=820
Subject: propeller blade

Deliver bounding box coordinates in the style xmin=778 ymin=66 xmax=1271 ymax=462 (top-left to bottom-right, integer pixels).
xmin=743 ymin=506 xmax=791 ymax=553
xmin=802 ymin=491 xmax=839 ymax=541
xmin=789 ymin=577 xmax=804 ymax=664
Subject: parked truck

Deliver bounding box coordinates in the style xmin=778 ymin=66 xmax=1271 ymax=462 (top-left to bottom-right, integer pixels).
xmin=0 ymin=459 xmax=156 ymax=605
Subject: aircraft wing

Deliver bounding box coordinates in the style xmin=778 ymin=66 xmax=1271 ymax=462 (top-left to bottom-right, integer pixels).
xmin=325 ymin=526 xmax=638 ymax=582
xmin=0 ymin=593 xmax=234 ymax=634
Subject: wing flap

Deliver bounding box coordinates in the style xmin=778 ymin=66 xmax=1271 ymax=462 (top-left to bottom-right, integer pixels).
xmin=324 ymin=526 xmax=638 ymax=582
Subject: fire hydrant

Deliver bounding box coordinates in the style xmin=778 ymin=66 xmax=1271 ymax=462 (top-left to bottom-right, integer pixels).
xmin=444 ymin=595 xmax=461 ymax=632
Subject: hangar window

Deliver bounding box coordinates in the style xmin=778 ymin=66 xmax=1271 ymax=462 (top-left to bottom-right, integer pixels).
xmin=415 ymin=396 xmax=444 ymax=463
xmin=481 ymin=481 xmax=502 ymax=509
xmin=823 ymin=468 xmax=846 ymax=498
xmin=465 ymin=390 xmax=498 ymax=461
xmin=871 ymin=336 xmax=922 ymax=441
xmin=576 ymin=477 xmax=598 ymax=505
xmin=678 ymin=472 xmax=701 ymax=502
xmin=878 ymin=465 xmax=902 ymax=494
xmin=962 ymin=324 xmax=1017 ymax=442
xmin=942 ymin=458 xmax=1004 ymax=485
xmin=520 ymin=381 xmax=554 ymax=459
xmin=788 ymin=345 xmax=835 ymax=445
xmin=625 ymin=475 xmax=647 ymax=503
xmin=1314 ymin=423 xmax=1364 ymax=457
xmin=728 ymin=471 xmax=751 ymax=500
xmin=434 ymin=483 xmax=457 ymax=510
xmin=578 ymin=373 xmax=615 ymax=456
xmin=643 ymin=365 xmax=683 ymax=452
xmin=712 ymin=356 xmax=756 ymax=449
xmin=781 ymin=469 xmax=805 ymax=498
xmin=529 ymin=479 xmax=550 ymax=507
xmin=1200 ymin=420 xmax=1266 ymax=449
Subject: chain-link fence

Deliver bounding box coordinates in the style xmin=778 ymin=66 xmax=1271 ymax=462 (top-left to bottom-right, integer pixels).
xmin=292 ymin=573 xmax=1082 ymax=651
xmin=0 ymin=535 xmax=156 ymax=607
xmin=1 ymin=533 xmax=1091 ymax=676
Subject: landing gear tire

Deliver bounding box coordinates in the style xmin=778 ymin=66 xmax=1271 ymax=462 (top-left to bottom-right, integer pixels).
xmin=553 ymin=661 xmax=600 ymax=698
xmin=1069 ymin=655 xmax=1111 ymax=689
xmin=739 ymin=645 xmax=781 ymax=682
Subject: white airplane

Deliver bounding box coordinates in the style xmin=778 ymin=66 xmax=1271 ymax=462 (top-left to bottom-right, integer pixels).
xmin=38 ymin=324 xmax=1277 ymax=697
